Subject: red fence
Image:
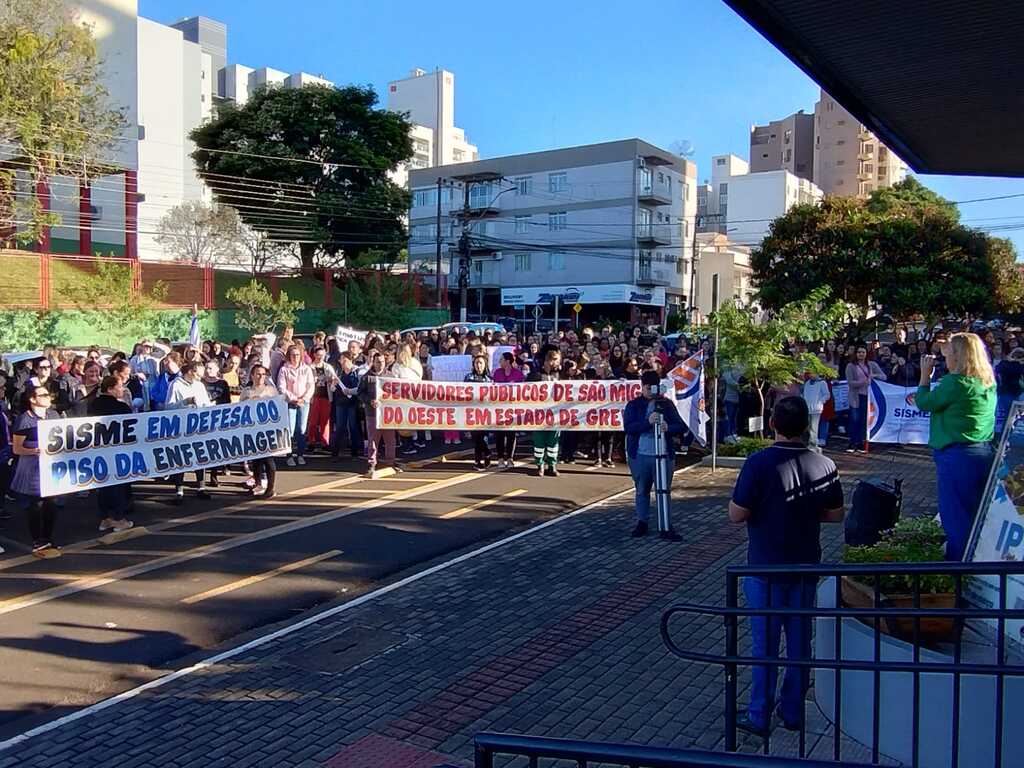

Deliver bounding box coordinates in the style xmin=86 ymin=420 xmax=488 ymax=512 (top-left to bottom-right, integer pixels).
xmin=0 ymin=251 xmax=447 ymax=310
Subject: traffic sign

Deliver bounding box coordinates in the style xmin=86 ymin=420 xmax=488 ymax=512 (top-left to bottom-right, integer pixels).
xmin=532 ymin=305 xmax=543 ymax=319
xmin=573 ymin=303 xmax=583 ymax=314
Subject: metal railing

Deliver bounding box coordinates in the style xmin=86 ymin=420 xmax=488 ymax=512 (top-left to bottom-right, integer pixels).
xmin=661 ymin=562 xmax=1024 ymax=768
xmin=474 ymin=732 xmax=868 ymax=767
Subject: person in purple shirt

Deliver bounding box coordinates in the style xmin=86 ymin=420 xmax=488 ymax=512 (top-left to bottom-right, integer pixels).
xmin=492 ymin=353 xmax=524 ymax=470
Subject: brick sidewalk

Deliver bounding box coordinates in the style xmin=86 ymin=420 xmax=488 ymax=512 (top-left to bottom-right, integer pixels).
xmin=0 ymin=445 xmax=934 ymax=768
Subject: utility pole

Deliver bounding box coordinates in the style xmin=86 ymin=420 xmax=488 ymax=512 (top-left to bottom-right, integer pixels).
xmin=435 ymin=176 xmax=443 ymax=305
xmin=689 ymin=214 xmax=702 ymax=327
xmin=458 ymin=181 xmax=471 ymax=323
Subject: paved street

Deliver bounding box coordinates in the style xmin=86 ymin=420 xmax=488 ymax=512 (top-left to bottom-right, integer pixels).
xmin=0 ymin=444 xmax=936 ymax=767
xmin=0 ymin=440 xmax=650 ymax=738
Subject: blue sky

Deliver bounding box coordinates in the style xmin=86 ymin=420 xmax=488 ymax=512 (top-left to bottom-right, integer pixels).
xmin=142 ymin=0 xmax=1024 ymax=253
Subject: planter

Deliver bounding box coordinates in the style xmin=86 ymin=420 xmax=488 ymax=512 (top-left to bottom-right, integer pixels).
xmin=699 ymin=455 xmax=746 ymax=468
xmin=841 ymin=576 xmax=958 ymax=644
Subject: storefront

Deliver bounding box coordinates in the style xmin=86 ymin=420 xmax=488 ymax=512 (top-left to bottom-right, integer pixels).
xmin=500 ymin=284 xmax=667 ymax=328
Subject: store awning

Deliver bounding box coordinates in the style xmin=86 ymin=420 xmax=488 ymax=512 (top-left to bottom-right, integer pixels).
xmin=723 ymin=0 xmax=1024 ymax=176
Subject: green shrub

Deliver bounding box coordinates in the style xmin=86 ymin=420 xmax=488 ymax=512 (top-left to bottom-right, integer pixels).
xmin=843 ymin=517 xmax=953 ymax=594
xmin=718 ymin=436 xmax=773 ymax=457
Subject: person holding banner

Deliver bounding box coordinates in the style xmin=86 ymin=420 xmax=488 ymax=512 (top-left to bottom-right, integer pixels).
xmin=241 ymin=365 xmax=280 ymax=498
xmin=492 ymin=352 xmax=524 ymax=469
xmin=527 ymin=348 xmax=563 ymax=477
xmin=464 ymin=355 xmax=493 ymax=471
xmin=88 ymin=375 xmax=135 ymax=533
xmin=10 ymin=385 xmax=62 ymax=557
xmin=914 ymin=333 xmax=997 ymax=560
xmin=359 ymin=352 xmax=398 ymax=478
xmin=167 ymin=362 xmax=213 ymax=503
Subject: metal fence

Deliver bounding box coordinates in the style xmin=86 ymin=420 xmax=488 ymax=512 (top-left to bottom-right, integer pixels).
xmin=473 ymin=732 xmax=869 ymax=767
xmin=660 ymin=562 xmax=1024 ymax=768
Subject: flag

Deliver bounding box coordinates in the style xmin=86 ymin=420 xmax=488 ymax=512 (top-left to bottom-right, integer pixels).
xmin=667 ymin=352 xmax=708 ymax=445
xmin=188 ymin=305 xmax=201 ymax=349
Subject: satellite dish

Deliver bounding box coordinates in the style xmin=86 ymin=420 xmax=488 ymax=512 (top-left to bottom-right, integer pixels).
xmin=670 ymin=140 xmax=695 ymax=158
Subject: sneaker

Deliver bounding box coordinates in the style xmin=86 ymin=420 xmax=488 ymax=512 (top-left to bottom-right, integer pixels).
xmin=296 ymin=456 xmax=306 ymax=466
xmin=262 ymin=491 xmax=277 ymax=500
xmin=195 ymin=489 xmax=212 ymax=500
xmin=535 ymin=464 xmax=546 ymax=477
xmin=444 ymin=439 xmax=452 ymax=445
xmin=548 ymin=467 xmax=560 ymax=477
xmin=606 ymin=461 xmax=615 ymax=469
xmin=401 ymin=447 xmax=418 ymax=456
xmin=98 ymin=518 xmax=117 ymax=532
xmin=244 ymin=476 xmax=257 ymax=489
xmin=112 ymin=519 xmax=134 ymax=533
xmin=414 ymin=441 xmax=426 ymax=449
xmin=630 ymin=521 xmax=648 ymax=538
xmin=474 ymin=465 xmax=485 ymax=472
xmin=736 ymin=711 xmax=769 ymax=740
xmin=364 ymin=468 xmax=376 ymax=479
xmin=453 ymin=439 xmax=462 ymax=445
xmin=658 ymin=530 xmax=683 ymax=542
xmin=32 ymin=543 xmax=61 ymax=559
xmin=285 ymin=456 xmax=296 ymax=466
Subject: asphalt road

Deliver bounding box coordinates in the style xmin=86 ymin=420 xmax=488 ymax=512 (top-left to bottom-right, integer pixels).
xmin=0 ymin=439 xmax=657 ymax=738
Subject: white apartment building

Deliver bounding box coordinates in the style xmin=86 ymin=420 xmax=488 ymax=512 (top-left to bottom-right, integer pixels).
xmin=697 ymin=154 xmax=822 ymax=245
xmin=387 ymin=68 xmax=479 ymax=188
xmin=692 ymin=232 xmax=756 ymax=322
xmin=407 ymin=140 xmax=697 ymax=325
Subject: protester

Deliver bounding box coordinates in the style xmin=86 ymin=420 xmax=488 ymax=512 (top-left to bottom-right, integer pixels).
xmin=464 ymin=354 xmax=493 ymax=471
xmin=277 ymin=344 xmax=315 ymax=466
xmin=10 ymin=385 xmax=62 ymax=557
xmin=492 ymin=352 xmax=523 ymax=468
xmin=844 ymin=346 xmax=887 ymax=452
xmin=307 ymin=346 xmax=339 ymax=454
xmin=241 ymin=365 xmax=279 ymax=499
xmin=914 ymin=333 xmax=997 ymax=560
xmin=359 ymin=351 xmax=396 ymax=478
xmin=728 ymin=396 xmax=845 ymax=738
xmin=167 ymin=361 xmax=212 ymax=503
xmin=528 ymin=348 xmax=563 ymax=477
xmin=994 ymin=347 xmax=1024 ymax=435
xmin=88 ymin=375 xmax=135 ymax=533
xmin=330 ymin=353 xmax=363 ymax=459
xmin=802 ymin=370 xmax=831 ymax=453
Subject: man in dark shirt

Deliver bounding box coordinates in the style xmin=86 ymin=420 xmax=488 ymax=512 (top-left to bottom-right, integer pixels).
xmin=728 ymin=396 xmax=845 ymax=738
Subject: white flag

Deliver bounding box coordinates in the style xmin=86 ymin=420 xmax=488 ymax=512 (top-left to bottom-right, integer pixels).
xmin=667 ymin=352 xmax=708 ymax=445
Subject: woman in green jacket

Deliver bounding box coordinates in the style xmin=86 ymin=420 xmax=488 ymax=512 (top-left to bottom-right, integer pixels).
xmin=915 ymin=332 xmax=996 ymax=560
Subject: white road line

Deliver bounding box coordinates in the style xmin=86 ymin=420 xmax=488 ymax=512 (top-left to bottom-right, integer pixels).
xmin=0 ymin=470 xmax=482 ymax=617
xmin=0 ymin=466 xmax=694 ymax=755
xmin=181 ymin=550 xmax=343 ymax=604
xmin=439 ymin=489 xmax=528 ymax=519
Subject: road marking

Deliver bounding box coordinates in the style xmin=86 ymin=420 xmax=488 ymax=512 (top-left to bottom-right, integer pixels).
xmin=223 ymin=514 xmax=307 ymax=521
xmin=0 ymin=573 xmax=78 ymax=582
xmin=0 ymin=465 xmax=695 ymax=756
xmin=64 ymin=549 xmax=179 ymax=557
xmin=0 ymin=469 xmax=483 ymax=616
xmin=146 ymin=531 xmax=238 ymax=538
xmin=181 ymin=550 xmax=343 ymax=604
xmin=317 ymin=488 xmax=399 ymax=496
xmin=439 ymin=489 xmax=528 ymax=519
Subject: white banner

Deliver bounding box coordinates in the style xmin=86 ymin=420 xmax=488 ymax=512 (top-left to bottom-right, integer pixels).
xmin=667 ymin=352 xmax=707 ymax=445
xmin=866 ymin=380 xmax=932 ymax=445
xmin=335 ymin=325 xmax=368 ymax=348
xmin=431 ymin=355 xmax=473 ymax=382
xmin=487 ymin=346 xmax=516 ymax=372
xmin=832 ymin=380 xmax=849 ymax=412
xmin=38 ymin=397 xmax=292 ymax=496
xmin=376 ymin=377 xmax=642 ymax=431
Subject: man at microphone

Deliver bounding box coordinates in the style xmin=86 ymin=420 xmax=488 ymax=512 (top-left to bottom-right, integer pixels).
xmin=624 ymin=369 xmax=686 ymax=540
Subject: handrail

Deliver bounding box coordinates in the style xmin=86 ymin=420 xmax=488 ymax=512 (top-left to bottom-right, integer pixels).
xmin=473 ymin=732 xmax=870 ymax=767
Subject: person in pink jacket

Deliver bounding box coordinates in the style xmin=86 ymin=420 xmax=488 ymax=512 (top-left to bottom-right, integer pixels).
xmin=276 ymin=344 xmax=315 ymax=466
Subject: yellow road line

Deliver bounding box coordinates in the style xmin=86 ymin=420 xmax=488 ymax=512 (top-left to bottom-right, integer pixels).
xmin=181 ymin=550 xmax=343 ymax=605
xmin=439 ymin=489 xmax=528 ymax=520
xmin=0 ymin=573 xmax=78 ymax=582
xmin=0 ymin=469 xmax=482 ymax=616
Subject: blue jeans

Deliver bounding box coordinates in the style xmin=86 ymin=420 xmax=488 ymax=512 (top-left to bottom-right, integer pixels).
xmin=744 ymin=576 xmax=817 ymax=729
xmin=933 ymin=441 xmax=994 ymax=560
xmin=331 ymin=400 xmax=362 ymax=457
xmin=725 ymin=401 xmax=739 ymax=439
xmin=848 ymin=394 xmax=867 ymax=449
xmin=628 ymin=453 xmax=673 ymax=524
xmin=288 ymin=403 xmax=310 ymax=457
xmin=818 ymin=417 xmax=830 ymax=444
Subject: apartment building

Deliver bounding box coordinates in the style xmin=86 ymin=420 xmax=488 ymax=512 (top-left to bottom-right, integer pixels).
xmin=749 ymin=110 xmax=814 ymax=181
xmin=813 ymin=89 xmax=907 ymax=198
xmin=407 ymin=139 xmax=697 ymax=325
xmin=696 ymin=154 xmax=821 ymax=244
xmin=692 ymin=232 xmax=756 ymax=322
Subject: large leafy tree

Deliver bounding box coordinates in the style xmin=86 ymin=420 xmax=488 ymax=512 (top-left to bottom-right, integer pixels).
xmin=752 ymin=178 xmax=1024 ymax=324
xmin=190 ymin=85 xmax=413 ymax=272
xmin=0 ymin=0 xmax=125 ymax=246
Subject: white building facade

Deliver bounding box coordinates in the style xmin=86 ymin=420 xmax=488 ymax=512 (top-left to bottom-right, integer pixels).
xmin=407 ymin=139 xmax=697 ymax=326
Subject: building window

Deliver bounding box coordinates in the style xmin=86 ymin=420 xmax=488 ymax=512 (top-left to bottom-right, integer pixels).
xmin=412 ymin=188 xmax=436 ymax=208
xmin=682 ymin=220 xmax=688 ymax=239
xmin=716 ymin=157 xmax=726 ymax=166
xmin=784 ymin=148 xmax=792 ymax=162
xmin=548 ymin=251 xmax=565 ymax=271
xmin=784 ymin=129 xmax=792 ymax=144
xmin=836 ymin=160 xmax=845 ymax=166
xmin=514 ymin=215 xmax=530 ymax=234
xmin=514 ymin=253 xmax=531 ymax=271
xmin=452 ymin=148 xmax=465 ymax=161
xmin=548 ymin=172 xmax=568 ymax=193
xmin=684 ymin=183 xmax=690 ymax=201
xmin=469 ymin=181 xmax=494 ymax=208
xmin=657 ymin=172 xmax=665 ymax=183
xmin=548 ymin=211 xmax=567 ymax=231
xmin=719 ymin=182 xmax=728 ymax=195
xmin=836 ymin=140 xmax=846 ymax=146
xmin=639 ymin=208 xmax=652 ymax=228
xmin=515 ymin=176 xmax=533 ymax=196
xmin=836 ymin=119 xmax=846 ymax=126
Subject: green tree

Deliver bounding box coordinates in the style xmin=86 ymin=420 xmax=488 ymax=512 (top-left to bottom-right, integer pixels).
xmin=752 ymin=179 xmax=1024 ymax=323
xmin=713 ymin=287 xmax=850 ymax=430
xmin=71 ymin=258 xmax=168 ymax=347
xmin=190 ymin=85 xmax=413 ymax=271
xmin=225 ymin=280 xmax=304 ymax=335
xmin=333 ymin=273 xmax=420 ymax=332
xmin=0 ymin=309 xmax=67 ymax=352
xmin=0 ymin=0 xmax=125 ymax=246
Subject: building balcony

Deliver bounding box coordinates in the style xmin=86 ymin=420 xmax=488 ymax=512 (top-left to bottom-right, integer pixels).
xmin=637 ymin=224 xmax=673 ymax=246
xmin=637 ymin=181 xmax=672 ymax=206
xmin=636 ymin=259 xmax=671 ymax=286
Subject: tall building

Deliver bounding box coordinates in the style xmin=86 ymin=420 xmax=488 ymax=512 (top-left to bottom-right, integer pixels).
xmin=749 ymin=110 xmax=814 ymax=181
xmin=387 ymin=69 xmax=479 ymax=188
xmin=696 ymin=154 xmax=822 ymax=245
xmin=813 ymin=89 xmax=907 ymax=198
xmin=692 ymin=232 xmax=756 ymax=321
xmin=407 ymin=139 xmax=697 ymax=325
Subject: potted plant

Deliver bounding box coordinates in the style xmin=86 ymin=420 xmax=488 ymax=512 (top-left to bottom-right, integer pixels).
xmin=841 ymin=517 xmax=957 ymax=644
xmin=717 ymin=436 xmax=773 ymax=458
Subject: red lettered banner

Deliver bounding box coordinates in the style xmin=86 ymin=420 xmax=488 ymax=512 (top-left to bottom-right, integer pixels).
xmin=375 ymin=377 xmax=642 ymax=431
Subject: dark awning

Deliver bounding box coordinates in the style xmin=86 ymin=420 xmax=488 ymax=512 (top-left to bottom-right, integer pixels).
xmin=722 ymin=0 xmax=1024 ymax=177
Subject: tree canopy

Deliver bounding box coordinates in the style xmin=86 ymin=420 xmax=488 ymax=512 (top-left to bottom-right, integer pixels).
xmin=752 ymin=178 xmax=1024 ymax=324
xmin=0 ymin=0 xmax=125 ymax=246
xmin=190 ymin=84 xmax=413 ymax=272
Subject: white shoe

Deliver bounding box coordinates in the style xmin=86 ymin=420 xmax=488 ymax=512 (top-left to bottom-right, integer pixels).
xmin=444 ymin=439 xmax=451 ymax=445
xmin=296 ymin=456 xmax=306 ymax=466
xmin=98 ymin=518 xmax=116 ymax=532
xmin=112 ymin=519 xmax=134 ymax=533
xmin=286 ymin=456 xmax=296 ymax=467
